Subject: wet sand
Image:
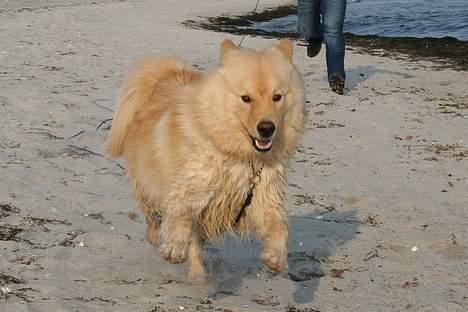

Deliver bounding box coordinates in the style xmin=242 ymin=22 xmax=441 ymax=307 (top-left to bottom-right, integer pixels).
xmin=1 ymin=0 xmax=467 ymax=311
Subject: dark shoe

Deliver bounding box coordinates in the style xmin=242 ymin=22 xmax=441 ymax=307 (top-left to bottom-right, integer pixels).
xmin=329 ymin=74 xmax=345 ymax=95
xmin=307 ymin=38 xmax=322 ymax=57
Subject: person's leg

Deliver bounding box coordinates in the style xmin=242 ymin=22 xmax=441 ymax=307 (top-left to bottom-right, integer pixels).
xmin=297 ymin=0 xmax=323 ymax=57
xmin=321 ymin=0 xmax=346 ymax=85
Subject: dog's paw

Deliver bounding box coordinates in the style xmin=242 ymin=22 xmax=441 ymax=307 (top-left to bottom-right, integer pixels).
xmin=160 ymin=240 xmax=189 ymax=264
xmin=261 ymin=249 xmax=288 ymax=273
xmin=187 ymin=270 xmax=207 ymax=285
xmin=146 ymin=222 xmax=160 ymax=246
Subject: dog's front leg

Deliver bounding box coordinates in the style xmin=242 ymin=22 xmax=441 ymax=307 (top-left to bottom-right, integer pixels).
xmin=257 ymin=207 xmax=288 ymax=273
xmin=159 ymin=207 xmax=193 ymax=264
xmin=187 ymin=232 xmax=206 ymax=283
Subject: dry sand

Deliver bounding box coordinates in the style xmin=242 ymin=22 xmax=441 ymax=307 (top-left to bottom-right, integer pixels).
xmin=1 ymin=0 xmax=467 ymax=311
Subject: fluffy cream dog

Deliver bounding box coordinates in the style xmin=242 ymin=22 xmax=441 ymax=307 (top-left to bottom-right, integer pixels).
xmin=106 ymin=39 xmax=305 ymax=282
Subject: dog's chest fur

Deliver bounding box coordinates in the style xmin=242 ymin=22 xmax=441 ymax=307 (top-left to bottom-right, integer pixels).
xmin=192 ymin=161 xmax=256 ymax=239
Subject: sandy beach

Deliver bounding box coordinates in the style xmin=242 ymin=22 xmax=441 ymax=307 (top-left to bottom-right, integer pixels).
xmin=1 ymin=0 xmax=467 ymax=311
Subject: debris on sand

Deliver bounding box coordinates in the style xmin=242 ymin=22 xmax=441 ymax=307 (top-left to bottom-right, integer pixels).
xmin=361 ymin=214 xmax=382 ymax=227
xmin=363 ymin=249 xmax=379 ymax=261
xmin=293 ymin=194 xmax=336 ymax=211
xmin=71 ymin=296 xmax=117 ymax=305
xmin=0 ymin=203 xmax=20 ymax=218
xmin=312 ymin=120 xmax=346 ymax=128
xmin=424 ymin=143 xmax=468 ymax=160
xmin=401 ymin=278 xmax=419 ymax=288
xmin=0 ymin=225 xmax=23 ymax=241
xmin=286 ymin=305 xmax=321 ymax=312
xmin=0 ymin=272 xmax=25 ymax=285
xmin=251 ymin=295 xmax=280 ymax=306
xmin=23 ymin=215 xmax=72 ymax=232
xmin=330 ymin=268 xmax=347 ymax=278
xmin=58 ymin=230 xmax=85 ymax=247
xmin=83 ymin=212 xmax=112 ymax=224
xmin=288 ymin=268 xmax=324 ymax=282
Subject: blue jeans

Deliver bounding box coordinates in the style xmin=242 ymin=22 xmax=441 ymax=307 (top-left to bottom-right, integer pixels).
xmin=297 ymin=0 xmax=346 ymax=80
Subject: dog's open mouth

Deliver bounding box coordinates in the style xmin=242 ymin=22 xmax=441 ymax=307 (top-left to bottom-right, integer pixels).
xmin=253 ymin=138 xmax=273 ymax=152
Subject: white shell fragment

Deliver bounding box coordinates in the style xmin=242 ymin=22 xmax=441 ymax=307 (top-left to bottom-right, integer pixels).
xmin=1 ymin=286 xmax=11 ymax=295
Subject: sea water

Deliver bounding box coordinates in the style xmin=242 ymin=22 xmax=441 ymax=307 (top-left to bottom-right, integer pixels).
xmin=251 ymin=0 xmax=468 ymax=41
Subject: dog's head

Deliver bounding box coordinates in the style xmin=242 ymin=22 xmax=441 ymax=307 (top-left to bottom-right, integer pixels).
xmin=196 ymin=39 xmax=306 ymax=162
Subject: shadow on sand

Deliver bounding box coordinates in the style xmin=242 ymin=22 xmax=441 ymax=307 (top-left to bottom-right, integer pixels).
xmin=204 ymin=208 xmax=360 ymax=304
xmin=344 ymin=65 xmax=414 ymax=92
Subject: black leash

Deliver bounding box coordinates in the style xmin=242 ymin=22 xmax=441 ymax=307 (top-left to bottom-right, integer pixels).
xmin=234 ymin=1 xmax=262 ymax=223
xmin=238 ymin=0 xmax=261 ymax=47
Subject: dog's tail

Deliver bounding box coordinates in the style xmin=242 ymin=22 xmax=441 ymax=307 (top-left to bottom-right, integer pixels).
xmin=106 ymin=56 xmax=199 ymax=159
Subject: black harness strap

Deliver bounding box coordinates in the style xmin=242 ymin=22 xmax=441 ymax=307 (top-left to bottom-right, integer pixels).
xmin=235 ymin=189 xmax=254 ymax=224
xmin=234 ymin=162 xmax=262 ymax=225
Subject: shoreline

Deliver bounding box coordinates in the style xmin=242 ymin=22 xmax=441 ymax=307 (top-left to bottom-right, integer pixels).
xmin=184 ymin=5 xmax=468 ymax=71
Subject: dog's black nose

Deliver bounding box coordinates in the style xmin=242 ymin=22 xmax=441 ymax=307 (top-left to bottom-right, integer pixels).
xmin=257 ymin=120 xmax=276 ymax=138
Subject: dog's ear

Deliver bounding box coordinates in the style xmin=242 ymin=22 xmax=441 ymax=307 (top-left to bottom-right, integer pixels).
xmin=220 ymin=39 xmax=238 ymax=64
xmin=276 ymin=39 xmax=293 ymax=62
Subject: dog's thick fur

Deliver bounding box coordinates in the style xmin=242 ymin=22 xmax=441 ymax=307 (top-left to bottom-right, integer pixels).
xmin=106 ymin=39 xmax=305 ymax=282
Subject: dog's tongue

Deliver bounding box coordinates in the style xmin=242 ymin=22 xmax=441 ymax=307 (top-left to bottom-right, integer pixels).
xmin=257 ymin=139 xmax=271 ymax=147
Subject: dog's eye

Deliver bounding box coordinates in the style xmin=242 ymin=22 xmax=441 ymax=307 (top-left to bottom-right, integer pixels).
xmin=241 ymin=95 xmax=252 ymax=103
xmin=273 ymin=94 xmax=282 ymax=102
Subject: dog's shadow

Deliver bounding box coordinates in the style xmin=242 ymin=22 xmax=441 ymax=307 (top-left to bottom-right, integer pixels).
xmin=204 ymin=209 xmax=360 ymax=304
